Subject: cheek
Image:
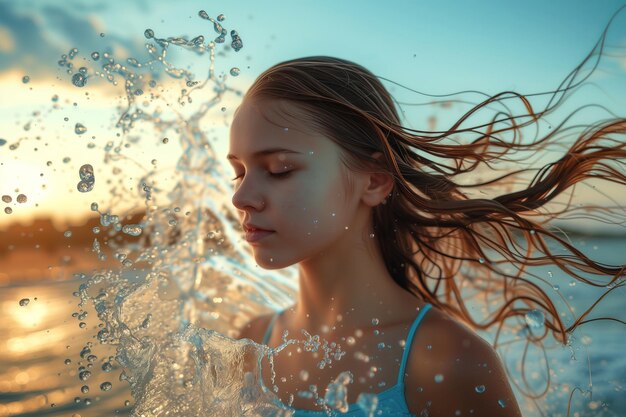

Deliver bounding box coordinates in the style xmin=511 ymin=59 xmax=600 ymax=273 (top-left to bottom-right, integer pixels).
xmin=279 ymin=173 xmax=351 ymax=236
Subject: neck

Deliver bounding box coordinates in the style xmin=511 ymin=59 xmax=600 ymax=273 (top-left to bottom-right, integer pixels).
xmin=290 ymin=237 xmax=420 ymax=336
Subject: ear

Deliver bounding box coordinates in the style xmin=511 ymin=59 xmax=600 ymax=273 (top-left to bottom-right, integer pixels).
xmin=361 ymin=152 xmax=394 ymax=207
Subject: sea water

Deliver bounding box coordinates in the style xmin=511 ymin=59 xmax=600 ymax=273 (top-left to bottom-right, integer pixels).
xmin=1 ymin=9 xmax=625 ymax=417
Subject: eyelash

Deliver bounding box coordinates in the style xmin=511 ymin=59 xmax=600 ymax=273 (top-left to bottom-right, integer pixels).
xmin=230 ymin=171 xmax=293 ymax=181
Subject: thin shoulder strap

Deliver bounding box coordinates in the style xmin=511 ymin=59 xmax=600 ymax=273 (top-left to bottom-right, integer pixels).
xmin=262 ymin=310 xmax=283 ymax=345
xmin=397 ymin=303 xmax=432 ymax=386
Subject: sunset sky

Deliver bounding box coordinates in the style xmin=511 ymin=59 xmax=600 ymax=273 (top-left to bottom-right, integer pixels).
xmin=1 ymin=0 xmax=625 ymax=232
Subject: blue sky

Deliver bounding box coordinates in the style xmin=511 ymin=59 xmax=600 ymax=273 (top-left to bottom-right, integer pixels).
xmin=1 ymin=0 xmax=625 ymax=228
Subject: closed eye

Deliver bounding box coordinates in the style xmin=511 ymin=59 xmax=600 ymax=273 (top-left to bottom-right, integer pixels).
xmin=231 ymin=171 xmax=293 ymax=181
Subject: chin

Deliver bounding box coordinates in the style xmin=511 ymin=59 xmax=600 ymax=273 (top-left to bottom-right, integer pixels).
xmin=253 ymin=253 xmax=292 ymax=270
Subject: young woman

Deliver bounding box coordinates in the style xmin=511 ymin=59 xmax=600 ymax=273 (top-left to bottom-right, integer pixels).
xmin=231 ymin=52 xmax=624 ymax=416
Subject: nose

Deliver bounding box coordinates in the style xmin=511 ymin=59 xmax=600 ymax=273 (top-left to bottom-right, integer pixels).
xmin=231 ymin=178 xmax=266 ymax=212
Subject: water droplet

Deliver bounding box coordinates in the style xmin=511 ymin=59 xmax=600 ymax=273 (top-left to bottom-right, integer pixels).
xmin=198 ymin=10 xmax=209 ymax=19
xmin=230 ymin=30 xmax=243 ymax=52
xmin=548 ymin=271 xmax=553 ymax=278
xmin=299 ymin=370 xmax=309 ymax=381
xmin=69 ymin=48 xmax=78 ymax=59
xmin=217 ymin=14 xmax=225 ymax=21
xmin=524 ymin=309 xmax=545 ymax=330
xmin=478 ymin=257 xmax=485 ymax=264
xmin=144 ymin=29 xmax=154 ymax=39
xmin=475 ymin=384 xmax=486 ymax=393
xmin=377 ymin=342 xmax=385 ymax=350
xmin=19 ymin=298 xmax=30 ymax=306
xmin=102 ymin=362 xmax=113 ymax=372
xmin=81 ymin=385 xmax=89 ymax=393
xmin=79 ymin=370 xmax=92 ymax=381
xmin=64 ymin=230 xmax=73 ymax=238
xmin=72 ymin=73 xmax=87 ymax=87
xmin=162 ymin=137 xmax=169 ymax=144
xmin=91 ymin=52 xmax=99 ymax=60
xmin=0 ymin=138 xmax=6 ymax=146
xmin=230 ymin=67 xmax=240 ymax=76
xmin=553 ymin=285 xmax=560 ymax=291
xmin=122 ymin=224 xmax=143 ymax=236
xmin=434 ymin=374 xmax=444 ymax=383
xmin=427 ymin=344 xmax=432 ymax=350
xmin=100 ymin=382 xmax=112 ymax=391
xmin=346 ymin=336 xmax=355 ymax=345
xmin=77 ymin=180 xmax=94 ymax=193
xmin=90 ymin=202 xmax=99 ymax=211
xmin=569 ymin=281 xmax=577 ymax=287
xmin=22 ymin=75 xmax=30 ymax=83
xmin=16 ymin=194 xmax=27 ymax=203
xmin=371 ymin=318 xmax=379 ymax=325
xmin=498 ymin=399 xmax=507 ymax=408
xmin=2 ymin=195 xmax=11 ymax=203
xmin=4 ymin=207 xmax=13 ymax=214
xmin=64 ymin=358 xmax=71 ymax=365
xmin=75 ymin=123 xmax=87 ymax=134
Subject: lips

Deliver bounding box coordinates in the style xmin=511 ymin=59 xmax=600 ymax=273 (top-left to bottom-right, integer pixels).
xmin=245 ymin=229 xmax=274 ymax=243
xmin=243 ymin=223 xmax=274 ymax=233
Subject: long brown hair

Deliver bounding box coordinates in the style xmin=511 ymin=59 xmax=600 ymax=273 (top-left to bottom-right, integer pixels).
xmin=242 ymin=9 xmax=625 ymax=401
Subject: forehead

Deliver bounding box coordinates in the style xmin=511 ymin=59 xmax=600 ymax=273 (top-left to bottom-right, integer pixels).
xmin=228 ymin=99 xmax=331 ymax=159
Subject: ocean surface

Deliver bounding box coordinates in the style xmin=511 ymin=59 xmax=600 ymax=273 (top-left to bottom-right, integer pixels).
xmin=0 ymin=234 xmax=624 ymax=417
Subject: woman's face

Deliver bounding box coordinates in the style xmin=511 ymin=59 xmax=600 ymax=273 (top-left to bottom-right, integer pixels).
xmin=228 ymin=98 xmax=363 ymax=269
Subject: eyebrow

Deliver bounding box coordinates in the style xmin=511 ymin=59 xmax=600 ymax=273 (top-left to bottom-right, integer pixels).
xmin=226 ymin=148 xmax=302 ymax=161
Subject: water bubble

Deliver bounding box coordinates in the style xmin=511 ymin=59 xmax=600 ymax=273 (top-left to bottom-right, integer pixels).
xmin=90 ymin=202 xmax=98 ymax=211
xmin=69 ymin=48 xmax=78 ymax=59
xmin=0 ymin=139 xmax=6 ymax=146
xmin=16 ymin=194 xmax=27 ymax=203
xmin=524 ymin=309 xmax=545 ymax=330
xmin=299 ymin=370 xmax=309 ymax=381
xmin=75 ymin=123 xmax=87 ymax=134
xmin=498 ymin=399 xmax=507 ymax=408
xmin=162 ymin=137 xmax=169 ymax=144
xmin=81 ymin=385 xmax=89 ymax=393
xmin=230 ymin=67 xmax=240 ymax=77
xmin=64 ymin=358 xmax=72 ymax=365
xmin=377 ymin=342 xmax=385 ymax=350
xmin=79 ymin=67 xmax=88 ymax=75
xmin=91 ymin=52 xmax=99 ymax=60
xmin=434 ymin=374 xmax=444 ymax=383
xmin=19 ymin=298 xmax=30 ymax=306
xmin=79 ymin=370 xmax=92 ymax=381
xmin=64 ymin=230 xmax=73 ymax=238
xmin=356 ymin=392 xmax=379 ymax=416
xmin=478 ymin=257 xmax=485 ymax=264
xmin=475 ymin=384 xmax=486 ymax=393
xmin=144 ymin=29 xmax=154 ymax=39
xmin=5 ymin=207 xmax=13 ymax=214
xmin=22 ymin=75 xmax=30 ymax=83
xmin=2 ymin=195 xmax=12 ymax=203
xmin=553 ymin=285 xmax=560 ymax=291
xmin=198 ymin=10 xmax=209 ymax=19
xmin=72 ymin=73 xmax=87 ymax=87
xmin=100 ymin=33 xmax=105 ymax=37
xmin=102 ymin=362 xmax=113 ymax=372
xmin=100 ymin=382 xmax=112 ymax=391
xmin=217 ymin=14 xmax=225 ymax=21
xmin=371 ymin=318 xmax=379 ymax=325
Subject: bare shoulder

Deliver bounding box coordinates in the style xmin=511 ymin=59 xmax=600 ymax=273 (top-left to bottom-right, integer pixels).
xmin=404 ymin=306 xmax=522 ymax=417
xmin=236 ymin=312 xmax=275 ymax=345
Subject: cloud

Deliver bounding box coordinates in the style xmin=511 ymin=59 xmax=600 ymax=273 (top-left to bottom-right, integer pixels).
xmin=0 ymin=2 xmax=145 ymax=78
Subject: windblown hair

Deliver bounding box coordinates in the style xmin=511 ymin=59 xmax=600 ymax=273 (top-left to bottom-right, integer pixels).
xmin=243 ymin=10 xmax=625 ymax=401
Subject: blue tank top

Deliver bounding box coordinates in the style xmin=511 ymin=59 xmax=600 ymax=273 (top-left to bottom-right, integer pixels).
xmin=260 ymin=303 xmax=433 ymax=416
